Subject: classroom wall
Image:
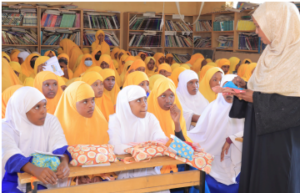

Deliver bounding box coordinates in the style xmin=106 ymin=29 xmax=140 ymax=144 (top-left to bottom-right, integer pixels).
xmin=215 ymin=51 xmax=261 ymax=63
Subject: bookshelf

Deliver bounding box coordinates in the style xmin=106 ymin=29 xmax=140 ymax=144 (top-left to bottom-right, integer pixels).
xmin=2 ymin=5 xmax=122 ymax=54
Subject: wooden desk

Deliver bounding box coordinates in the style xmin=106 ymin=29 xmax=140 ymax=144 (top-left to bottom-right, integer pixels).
xmin=19 ymin=155 xmax=206 ymax=193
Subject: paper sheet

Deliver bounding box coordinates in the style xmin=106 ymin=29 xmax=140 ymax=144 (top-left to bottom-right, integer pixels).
xmin=43 ymin=56 xmax=64 ymax=76
xmin=35 ymin=150 xmax=64 ymax=157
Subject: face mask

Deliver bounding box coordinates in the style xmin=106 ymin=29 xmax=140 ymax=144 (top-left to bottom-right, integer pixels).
xmin=30 ymin=60 xmax=35 ymax=69
xmin=58 ymin=58 xmax=68 ymax=65
xmin=95 ymin=55 xmax=100 ymax=61
xmin=84 ymin=60 xmax=93 ymax=67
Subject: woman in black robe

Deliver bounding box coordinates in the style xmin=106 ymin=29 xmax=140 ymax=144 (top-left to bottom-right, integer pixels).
xmin=224 ymin=2 xmax=300 ymax=193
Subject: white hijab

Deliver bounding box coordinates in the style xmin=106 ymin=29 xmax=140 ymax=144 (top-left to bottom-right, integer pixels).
xmin=248 ymin=2 xmax=300 ymax=96
xmin=17 ymin=51 xmax=30 ymax=62
xmin=176 ymin=70 xmax=209 ymax=115
xmin=2 ymin=87 xmax=67 ymax=182
xmin=188 ymin=75 xmax=244 ymax=185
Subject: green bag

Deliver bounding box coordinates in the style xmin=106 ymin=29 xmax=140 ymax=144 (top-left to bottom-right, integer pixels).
xmin=31 ymin=153 xmax=60 ymax=172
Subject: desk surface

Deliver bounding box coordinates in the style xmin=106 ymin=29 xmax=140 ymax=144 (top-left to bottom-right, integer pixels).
xmin=18 ymin=154 xmax=183 ymax=184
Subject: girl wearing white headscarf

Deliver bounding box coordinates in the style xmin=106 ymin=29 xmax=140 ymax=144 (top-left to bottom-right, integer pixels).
xmin=108 ymin=85 xmax=169 ymax=193
xmin=2 ymin=87 xmax=70 ymax=192
xmin=176 ymin=70 xmax=209 ymax=131
xmin=230 ymin=3 xmax=300 ymax=193
xmin=17 ymin=51 xmax=30 ymax=64
xmin=188 ymin=75 xmax=244 ymax=193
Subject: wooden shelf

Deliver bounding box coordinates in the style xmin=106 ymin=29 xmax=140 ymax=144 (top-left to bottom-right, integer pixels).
xmin=129 ymin=47 xmax=162 ymax=49
xmin=194 ymin=31 xmax=212 ymax=33
xmin=2 ymin=25 xmax=37 ymax=28
xmin=2 ymin=44 xmax=38 ymax=47
xmin=213 ymin=30 xmax=234 ymax=33
xmin=237 ymin=30 xmax=256 ymax=32
xmin=42 ymin=27 xmax=81 ymax=30
xmin=236 ymin=49 xmax=259 ymax=53
xmin=129 ymin=30 xmax=162 ymax=32
xmin=165 ymin=47 xmax=193 ymax=49
xmin=194 ymin=47 xmax=212 ymax=49
xmin=83 ymin=28 xmax=120 ymax=31
xmin=41 ymin=45 xmax=60 ymax=47
xmin=216 ymin=48 xmax=234 ymax=51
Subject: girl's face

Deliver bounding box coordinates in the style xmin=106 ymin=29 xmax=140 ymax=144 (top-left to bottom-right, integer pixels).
xmin=91 ymin=79 xmax=104 ymax=98
xmin=187 ymin=79 xmax=199 ymax=95
xmin=157 ymin=89 xmax=175 ymax=111
xmin=76 ymin=97 xmax=95 ymax=118
xmin=158 ymin=56 xmax=165 ymax=64
xmin=47 ymin=51 xmax=54 ymax=58
xmin=221 ymin=65 xmax=230 ymax=74
xmin=26 ymin=99 xmax=47 ymax=126
xmin=129 ymin=96 xmax=147 ymax=118
xmin=140 ymin=54 xmax=146 ymax=61
xmin=100 ymin=61 xmax=110 ymax=69
xmin=103 ymin=76 xmax=115 ymax=91
xmin=138 ymin=80 xmax=149 ymax=93
xmin=159 ymin=69 xmax=171 ymax=77
xmin=209 ymin=72 xmax=222 ymax=90
xmin=147 ymin=59 xmax=155 ymax=70
xmin=136 ymin=67 xmax=146 ymax=72
xmin=97 ymin=34 xmax=104 ymax=43
xmin=42 ymin=79 xmax=58 ymax=99
xmin=253 ymin=17 xmax=271 ymax=45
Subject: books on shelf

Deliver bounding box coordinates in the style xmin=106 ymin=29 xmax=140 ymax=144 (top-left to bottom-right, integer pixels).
xmin=216 ymin=35 xmax=233 ymax=49
xmin=165 ymin=35 xmax=193 ymax=48
xmin=2 ymin=28 xmax=37 ymax=45
xmin=194 ymin=36 xmax=211 ymax=48
xmin=236 ymin=20 xmax=255 ymax=31
xmin=83 ymin=30 xmax=120 ymax=46
xmin=42 ymin=30 xmax=80 ymax=46
xmin=238 ymin=33 xmax=259 ymax=50
xmin=195 ymin=20 xmax=212 ymax=31
xmin=213 ymin=20 xmax=234 ymax=31
xmin=165 ymin=20 xmax=192 ymax=31
xmin=165 ymin=52 xmax=191 ymax=63
xmin=130 ymin=16 xmax=162 ymax=31
xmin=83 ymin=13 xmax=120 ymax=29
xmin=23 ymin=13 xmax=37 ymax=26
xmin=2 ymin=47 xmax=32 ymax=54
xmin=129 ymin=33 xmax=161 ymax=47
xmin=129 ymin=49 xmax=155 ymax=56
xmin=41 ymin=11 xmax=80 ymax=28
xmin=2 ymin=13 xmax=23 ymax=26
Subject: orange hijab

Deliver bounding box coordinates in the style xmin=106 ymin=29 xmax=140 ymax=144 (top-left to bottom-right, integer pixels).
xmin=153 ymin=52 xmax=165 ymax=67
xmin=99 ymin=54 xmax=122 ymax=87
xmin=191 ymin=58 xmax=204 ymax=73
xmin=144 ymin=56 xmax=156 ymax=78
xmin=10 ymin=49 xmax=20 ymax=62
xmin=54 ymin=81 xmax=109 ymax=145
xmin=33 ymin=56 xmax=50 ymax=76
xmin=34 ymin=71 xmax=63 ymax=114
xmin=111 ymin=47 xmax=120 ymax=60
xmin=59 ymin=39 xmax=83 ymax=70
xmin=157 ymin=63 xmax=172 ymax=76
xmin=243 ymin=63 xmax=257 ymax=82
xmin=187 ymin=53 xmax=204 ymax=65
xmin=2 ymin=85 xmax=23 ymax=118
xmin=44 ymin=50 xmax=56 ymax=57
xmin=123 ymin=71 xmax=149 ymax=88
xmin=91 ymin=47 xmax=102 ymax=66
xmin=91 ymin=30 xmax=110 ymax=55
xmin=118 ymin=54 xmax=129 ymax=75
xmin=169 ymin=67 xmax=186 ymax=87
xmin=99 ymin=69 xmax=120 ymax=106
xmin=73 ymin=54 xmax=97 ymax=77
xmin=138 ymin=52 xmax=146 ymax=60
xmin=57 ymin=53 xmax=74 ymax=79
xmin=125 ymin=59 xmax=146 ymax=77
xmin=237 ymin=64 xmax=248 ymax=77
xmin=166 ymin=53 xmax=175 ymax=64
xmin=217 ymin=58 xmax=231 ymax=74
xmin=20 ymin=53 xmax=40 ymax=79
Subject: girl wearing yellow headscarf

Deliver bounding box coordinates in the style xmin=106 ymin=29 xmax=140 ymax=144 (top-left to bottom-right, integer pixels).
xmin=59 ymin=39 xmax=83 ymax=71
xmin=9 ymin=61 xmax=21 ymax=77
xmin=66 ymin=77 xmax=80 ymax=86
xmin=85 ymin=66 xmax=102 ymax=74
xmin=125 ymin=59 xmax=146 ymax=80
xmin=81 ymin=72 xmax=114 ymax=121
xmin=171 ymin=63 xmax=181 ymax=71
xmin=2 ymin=85 xmax=23 ymax=118
xmin=243 ymin=63 xmax=257 ymax=81
xmin=237 ymin=63 xmax=248 ymax=78
xmin=157 ymin=63 xmax=172 ymax=77
xmin=33 ymin=56 xmax=50 ymax=76
xmin=73 ymin=54 xmax=97 ymax=77
xmin=120 ymin=60 xmax=134 ymax=86
xmin=118 ymin=54 xmax=129 ymax=75
xmin=20 ymin=53 xmax=40 ymax=81
xmin=57 ymin=53 xmax=74 ymax=80
xmin=135 ymin=55 xmax=141 ymax=60
xmin=57 ymin=47 xmax=63 ymax=55
xmin=54 ymin=81 xmax=109 ymax=145
xmin=44 ymin=50 xmax=56 ymax=58
xmin=72 ymin=54 xmax=84 ymax=72
xmin=199 ymin=67 xmax=224 ymax=103
xmin=153 ymin=52 xmax=165 ymax=67
xmin=2 ymin=52 xmax=11 ymax=63
xmin=111 ymin=47 xmax=120 ymax=60
xmin=2 ymin=59 xmax=22 ymax=92
xmin=206 ymin=58 xmax=213 ymax=63
xmin=228 ymin=57 xmax=241 ymax=74
xmin=98 ymin=54 xmax=122 ymax=87
xmin=138 ymin=52 xmax=147 ymax=61
xmin=181 ymin=64 xmax=191 ymax=70
xmin=91 ymin=46 xmax=102 ymax=66
xmin=217 ymin=58 xmax=231 ymax=74
xmin=242 ymin=58 xmax=252 ymax=64
xmin=123 ymin=71 xmax=149 ymax=95
xmin=10 ymin=49 xmax=20 ymax=62
xmin=198 ymin=65 xmax=214 ymax=81
xmin=165 ymin=53 xmax=175 ymax=65
xmin=82 ymin=47 xmax=90 ymax=54
xmin=113 ymin=60 xmax=119 ymax=72
xmin=191 ymin=58 xmax=204 ymax=73
xmin=149 ymin=74 xmax=165 ymax=91
xmin=126 ymin=51 xmax=131 ymax=56
xmin=169 ymin=67 xmax=186 ymax=87
xmin=144 ymin=56 xmax=156 ymax=78
xmin=91 ymin=30 xmax=110 ymax=56
xmin=23 ymin=77 xmax=34 ymax=87
xmin=148 ymin=77 xmax=191 ymax=142
xmin=117 ymin=49 xmax=126 ymax=62
xmin=34 ymin=71 xmax=63 ymax=114
xmin=99 ymin=69 xmax=120 ymax=106
xmin=187 ymin=53 xmax=204 ymax=65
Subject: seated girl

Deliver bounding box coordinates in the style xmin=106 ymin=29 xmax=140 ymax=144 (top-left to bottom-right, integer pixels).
xmin=2 ymin=87 xmax=70 ymax=192
xmin=188 ymin=74 xmax=244 ymax=193
xmin=123 ymin=71 xmax=150 ymax=95
xmin=73 ymin=54 xmax=97 ymax=77
xmin=176 ymin=70 xmax=209 ymax=131
xmin=108 ymin=85 xmax=169 ymax=193
xmin=98 ymin=54 xmax=122 ymax=87
xmin=57 ymin=53 xmax=74 ymax=80
xmin=157 ymin=63 xmax=172 ymax=77
xmin=125 ymin=59 xmax=146 ymax=77
xmin=99 ymin=69 xmax=120 ymax=107
xmin=145 ymin=56 xmax=156 ymax=77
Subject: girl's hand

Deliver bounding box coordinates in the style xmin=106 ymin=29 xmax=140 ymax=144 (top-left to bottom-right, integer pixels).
xmin=221 ymin=141 xmax=231 ymax=162
xmin=170 ymin=104 xmax=181 ymax=124
xmin=32 ymin=167 xmax=58 ymax=185
xmin=56 ymin=158 xmax=70 ymax=179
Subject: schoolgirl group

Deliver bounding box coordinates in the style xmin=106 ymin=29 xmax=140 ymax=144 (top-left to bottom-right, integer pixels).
xmin=2 ymin=28 xmax=256 ymax=193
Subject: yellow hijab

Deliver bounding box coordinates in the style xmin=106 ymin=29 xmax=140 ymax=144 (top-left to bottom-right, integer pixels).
xmin=33 ymin=56 xmax=50 ymax=76
xmin=54 ymin=81 xmax=109 ymax=145
xmin=228 ymin=57 xmax=241 ymax=74
xmin=99 ymin=69 xmax=120 ymax=106
xmin=66 ymin=77 xmax=80 ymax=86
xmin=110 ymin=47 xmax=120 ymax=60
xmin=243 ymin=63 xmax=257 ymax=82
xmin=135 ymin=55 xmax=141 ymax=60
xmin=206 ymin=58 xmax=212 ymax=63
xmin=157 ymin=63 xmax=172 ymax=75
xmin=57 ymin=48 xmax=63 ymax=55
xmin=20 ymin=53 xmax=40 ymax=80
xmin=73 ymin=54 xmax=97 ymax=77
xmin=120 ymin=60 xmax=134 ymax=86
xmin=2 ymin=59 xmax=22 ymax=92
xmin=57 ymin=53 xmax=74 ymax=79
xmin=144 ymin=56 xmax=156 ymax=78
xmin=10 ymin=49 xmax=20 ymax=62
xmin=44 ymin=50 xmax=56 ymax=57
xmin=242 ymin=58 xmax=252 ymax=64
xmin=207 ymin=62 xmax=217 ymax=67
xmin=217 ymin=58 xmax=230 ymax=74
xmin=187 ymin=53 xmax=204 ymax=65
xmin=191 ymin=58 xmax=204 ymax=73
xmin=2 ymin=52 xmax=11 ymax=63
xmin=10 ymin=61 xmax=21 ymax=74
xmin=2 ymin=85 xmax=23 ymax=118
xmin=237 ymin=64 xmax=248 ymax=77
xmin=113 ymin=60 xmax=119 ymax=71
xmin=153 ymin=52 xmax=165 ymax=67
xmin=198 ymin=65 xmax=213 ymax=82
xmin=82 ymin=47 xmax=90 ymax=54
xmin=171 ymin=63 xmax=181 ymax=71
xmin=138 ymin=52 xmax=146 ymax=60
xmin=199 ymin=67 xmax=224 ymax=103
xmin=123 ymin=71 xmax=149 ymax=88
xmin=99 ymin=54 xmax=122 ymax=88
xmin=169 ymin=67 xmax=186 ymax=87
xmin=85 ymin=66 xmax=102 ymax=74
xmin=59 ymin=39 xmax=83 ymax=71
xmin=92 ymin=30 xmax=110 ymax=55
xmin=118 ymin=54 xmax=129 ymax=75
xmin=34 ymin=71 xmax=63 ymax=114
xmin=166 ymin=53 xmax=175 ymax=64
xmin=148 ymin=77 xmax=191 ymax=141
xmin=126 ymin=59 xmax=146 ymax=77
xmin=149 ymin=74 xmax=165 ymax=91
xmin=57 ymin=75 xmax=66 ymax=87
xmin=181 ymin=64 xmax=191 ymax=69
xmin=72 ymin=54 xmax=83 ymax=72
xmin=91 ymin=47 xmax=102 ymax=66
xmin=23 ymin=77 xmax=34 ymax=87
xmin=81 ymin=71 xmax=114 ymax=121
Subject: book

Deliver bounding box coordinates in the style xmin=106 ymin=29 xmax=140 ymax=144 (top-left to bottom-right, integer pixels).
xmin=164 ymin=52 xmax=191 ymax=63
xmin=2 ymin=29 xmax=37 ymax=45
xmin=238 ymin=32 xmax=259 ymax=51
xmin=83 ymin=13 xmax=120 ymax=29
xmin=130 ymin=17 xmax=162 ymax=31
xmin=194 ymin=36 xmax=211 ymax=48
xmin=165 ymin=35 xmax=193 ymax=48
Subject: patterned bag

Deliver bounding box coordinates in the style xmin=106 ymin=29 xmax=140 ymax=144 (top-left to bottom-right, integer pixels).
xmin=31 ymin=153 xmax=60 ymax=171
xmin=124 ymin=141 xmax=167 ymax=162
xmin=67 ymin=144 xmax=118 ymax=166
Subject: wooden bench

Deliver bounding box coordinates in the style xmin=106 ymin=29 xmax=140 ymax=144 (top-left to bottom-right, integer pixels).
xmin=18 ymin=154 xmax=206 ymax=193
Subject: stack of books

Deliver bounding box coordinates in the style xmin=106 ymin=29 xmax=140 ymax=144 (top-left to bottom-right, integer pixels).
xmin=129 ymin=49 xmax=155 ymax=56
xmin=238 ymin=33 xmax=259 ymax=50
xmin=165 ymin=20 xmax=192 ymax=31
xmin=129 ymin=15 xmax=162 ymax=31
xmin=42 ymin=30 xmax=80 ymax=46
xmin=195 ymin=20 xmax=212 ymax=31
xmin=22 ymin=13 xmax=37 ymax=26
xmin=165 ymin=35 xmax=193 ymax=47
xmin=216 ymin=35 xmax=233 ymax=49
xmin=83 ymin=30 xmax=119 ymax=46
xmin=83 ymin=12 xmax=120 ymax=29
xmin=2 ymin=8 xmax=37 ymax=26
xmin=2 ymin=47 xmax=32 ymax=54
xmin=213 ymin=20 xmax=234 ymax=31
xmin=129 ymin=33 xmax=161 ymax=47
xmin=41 ymin=10 xmax=80 ymax=28
xmin=2 ymin=28 xmax=37 ymax=45
xmin=194 ymin=36 xmax=211 ymax=48
xmin=165 ymin=52 xmax=191 ymax=63
xmin=2 ymin=13 xmax=23 ymax=26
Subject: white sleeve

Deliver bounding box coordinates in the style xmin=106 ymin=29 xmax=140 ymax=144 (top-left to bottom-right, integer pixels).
xmin=182 ymin=109 xmax=194 ymax=131
xmin=47 ymin=115 xmax=68 ymax=152
xmin=229 ymin=131 xmax=244 ymax=153
xmin=148 ymin=113 xmax=168 ymax=141
xmin=108 ymin=116 xmax=131 ymax=155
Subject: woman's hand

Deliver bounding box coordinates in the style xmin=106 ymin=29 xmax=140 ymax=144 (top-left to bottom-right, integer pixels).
xmin=170 ymin=104 xmax=181 ymax=124
xmin=234 ymin=89 xmax=254 ymax=103
xmin=37 ymin=63 xmax=46 ymax=73
xmin=221 ymin=141 xmax=231 ymax=162
xmin=56 ymin=157 xmax=70 ymax=179
xmin=232 ymin=76 xmax=247 ymax=88
xmin=32 ymin=167 xmax=58 ymax=185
